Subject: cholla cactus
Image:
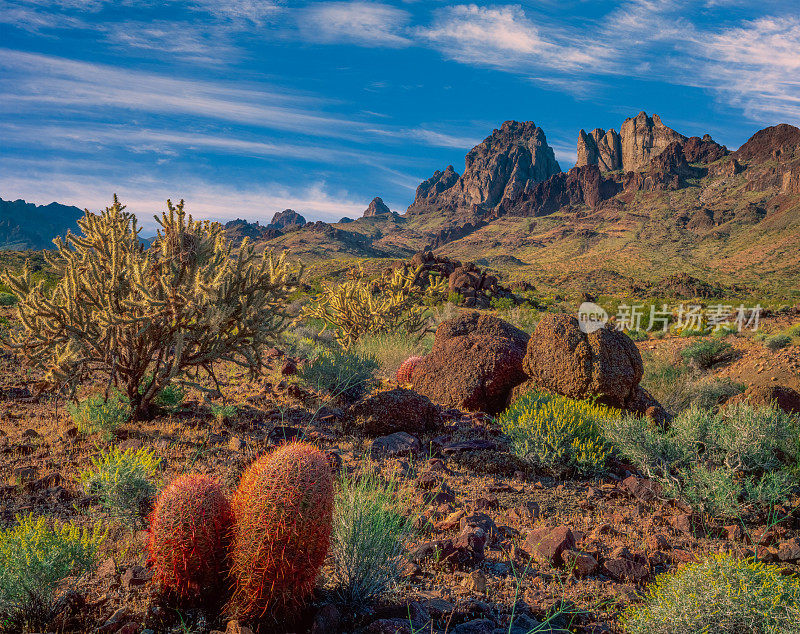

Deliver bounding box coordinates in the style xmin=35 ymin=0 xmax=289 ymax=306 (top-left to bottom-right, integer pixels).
xmin=2 ymin=196 xmax=300 ymax=419
xmin=302 ymin=262 xmax=446 ymax=347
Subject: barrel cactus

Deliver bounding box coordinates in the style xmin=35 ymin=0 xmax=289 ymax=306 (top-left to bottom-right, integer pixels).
xmin=228 ymin=441 xmax=334 ymax=617
xmin=147 ymin=474 xmax=232 ymax=597
xmin=396 ymin=355 xmax=423 ymax=384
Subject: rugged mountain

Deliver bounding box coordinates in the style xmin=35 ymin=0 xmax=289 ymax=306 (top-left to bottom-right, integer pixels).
xmin=269 ymin=208 xmax=306 ymax=230
xmin=577 ymin=112 xmax=689 ymax=172
xmin=223 ymin=219 xmax=282 ymax=244
xmin=363 ymin=197 xmax=391 ymax=217
xmin=577 ymin=128 xmax=622 ymax=171
xmin=0 ymin=197 xmax=83 ymax=249
xmin=407 ymin=121 xmax=561 ymax=218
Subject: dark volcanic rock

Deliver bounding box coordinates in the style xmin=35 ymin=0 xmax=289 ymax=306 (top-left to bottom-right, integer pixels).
xmin=497 ymin=165 xmax=622 ymax=217
xmin=269 ymin=208 xmax=306 ymax=229
xmin=522 ymin=314 xmax=644 ymax=409
xmin=348 ymin=388 xmax=442 ymax=436
xmin=224 ymin=219 xmax=282 ymax=244
xmin=726 ymin=385 xmax=800 ymax=415
xmin=407 ymin=121 xmax=561 ymax=216
xmin=407 ymin=165 xmax=460 ymax=214
xmin=682 ymin=135 xmax=728 ymax=164
xmin=363 ymin=197 xmax=391 ymax=217
xmin=733 ymin=123 xmax=800 ymax=163
xmin=410 ymin=312 xmax=529 ymax=414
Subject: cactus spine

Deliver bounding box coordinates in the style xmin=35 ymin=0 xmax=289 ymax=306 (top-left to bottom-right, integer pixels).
xmin=147 ymin=474 xmax=232 ymax=597
xmin=228 ymin=442 xmax=334 ymax=617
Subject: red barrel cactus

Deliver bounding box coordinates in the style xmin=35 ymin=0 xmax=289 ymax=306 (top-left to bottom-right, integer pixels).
xmin=396 ymin=355 xmax=424 ymax=384
xmin=147 ymin=474 xmax=232 ymax=597
xmin=228 ymin=441 xmax=334 ymax=617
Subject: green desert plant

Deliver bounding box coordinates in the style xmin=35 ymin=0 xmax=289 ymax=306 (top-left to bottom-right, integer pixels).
xmin=0 ymin=292 xmax=17 ymax=307
xmin=209 ymin=403 xmax=238 ymax=425
xmin=329 ymin=463 xmax=413 ymax=607
xmin=680 ymin=339 xmax=735 ymax=369
xmin=2 ymin=196 xmax=300 ymax=420
xmin=67 ymin=391 xmax=130 ymax=441
xmin=765 ymin=333 xmax=792 ymax=351
xmin=78 ymin=445 xmax=160 ymax=524
xmin=302 ymin=263 xmax=445 ymax=348
xmin=147 ymin=474 xmax=232 ymax=598
xmin=228 ymin=442 xmax=334 ymax=616
xmin=601 ymin=403 xmax=800 ymax=517
xmin=0 ymin=514 xmax=104 ymax=631
xmin=622 ymin=552 xmax=800 ymax=633
xmin=299 ymin=348 xmax=378 ymax=401
xmin=489 ymin=296 xmax=515 ymax=311
xmin=498 ymin=392 xmax=617 ymax=476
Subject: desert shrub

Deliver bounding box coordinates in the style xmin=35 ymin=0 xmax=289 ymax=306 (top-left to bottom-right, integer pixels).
xmin=78 ymin=446 xmax=160 ymax=524
xmin=209 ymin=403 xmax=237 ymax=425
xmin=300 ymin=348 xmax=378 ymax=401
xmin=787 ymin=323 xmax=800 ymax=337
xmin=67 ymin=392 xmax=130 ymax=441
xmin=503 ymin=306 xmax=540 ymax=334
xmin=447 ymin=290 xmax=465 ymax=305
xmin=687 ymin=377 xmax=745 ymax=411
xmin=0 ymin=514 xmax=104 ymax=631
xmin=490 ymin=296 xmax=515 ymax=311
xmin=765 ymin=333 xmax=792 ymax=351
xmin=2 ymin=196 xmax=299 ymax=420
xmin=0 ymin=292 xmax=17 ymax=306
xmin=712 ymin=325 xmax=739 ymax=338
xmin=680 ymin=339 xmax=735 ymax=369
xmin=627 ymin=329 xmax=647 ymax=341
xmin=302 ymin=263 xmax=445 ymax=348
xmin=498 ymin=392 xmax=617 ymax=476
xmin=622 ymin=552 xmax=800 ymax=634
xmin=351 ymin=331 xmax=432 ymax=378
xmin=329 ymin=464 xmax=412 ymax=606
xmin=601 ymin=404 xmax=800 ymax=517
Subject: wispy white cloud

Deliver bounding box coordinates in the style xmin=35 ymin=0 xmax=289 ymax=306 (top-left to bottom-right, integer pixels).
xmin=300 ymin=1 xmax=413 ymax=48
xmin=191 ymin=0 xmax=284 ymax=26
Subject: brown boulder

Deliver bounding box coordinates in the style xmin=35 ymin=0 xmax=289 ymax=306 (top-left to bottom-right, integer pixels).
xmin=725 ymin=385 xmax=800 ymax=415
xmin=349 ymin=388 xmax=441 ymax=436
xmin=522 ymin=314 xmax=643 ymax=409
xmin=410 ymin=312 xmax=529 ymax=414
xmin=524 ymin=525 xmax=576 ymax=566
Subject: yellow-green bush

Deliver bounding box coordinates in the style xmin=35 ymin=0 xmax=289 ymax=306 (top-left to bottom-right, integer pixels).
xmin=622 ymin=552 xmax=800 ymax=633
xmin=497 ymin=391 xmax=617 ymax=475
xmin=0 ymin=514 xmax=104 ymax=628
xmin=78 ymin=446 xmax=160 ymax=524
xmin=67 ymin=392 xmax=130 ymax=441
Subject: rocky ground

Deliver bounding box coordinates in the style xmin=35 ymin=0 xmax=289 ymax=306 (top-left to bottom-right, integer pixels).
xmin=1 ymin=305 xmax=799 ymax=634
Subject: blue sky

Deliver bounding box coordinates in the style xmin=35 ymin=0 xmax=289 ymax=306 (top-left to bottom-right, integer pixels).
xmin=1 ymin=0 xmax=799 ymax=231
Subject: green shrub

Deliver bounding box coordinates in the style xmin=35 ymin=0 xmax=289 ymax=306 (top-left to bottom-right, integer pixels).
xmin=765 ymin=334 xmax=792 ymax=351
xmin=67 ymin=392 xmax=130 ymax=441
xmin=299 ymin=348 xmax=378 ymax=401
xmin=329 ymin=464 xmax=412 ymax=606
xmin=680 ymin=340 xmax=735 ymax=369
xmin=498 ymin=392 xmax=617 ymax=476
xmin=687 ymin=377 xmax=745 ymax=411
xmin=447 ymin=290 xmax=464 ymax=305
xmin=0 ymin=292 xmax=17 ymax=307
xmin=210 ymin=403 xmax=237 ymax=425
xmin=0 ymin=514 xmax=104 ymax=630
xmin=712 ymin=325 xmax=739 ymax=338
xmin=490 ymin=296 xmax=515 ymax=311
xmin=627 ymin=329 xmax=647 ymax=341
xmin=601 ymin=404 xmax=800 ymax=517
xmin=622 ymin=553 xmax=800 ymax=633
xmin=787 ymin=323 xmax=800 ymax=337
xmin=78 ymin=446 xmax=160 ymax=524
xmin=351 ymin=332 xmax=431 ymax=378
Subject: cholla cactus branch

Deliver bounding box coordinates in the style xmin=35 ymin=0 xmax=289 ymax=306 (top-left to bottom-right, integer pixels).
xmin=2 ymin=195 xmax=301 ymax=419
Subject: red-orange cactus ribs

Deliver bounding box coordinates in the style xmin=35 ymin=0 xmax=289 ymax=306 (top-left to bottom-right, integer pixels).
xmin=147 ymin=474 xmax=233 ymax=597
xmin=396 ymin=355 xmax=423 ymax=384
xmin=228 ymin=441 xmax=334 ymax=617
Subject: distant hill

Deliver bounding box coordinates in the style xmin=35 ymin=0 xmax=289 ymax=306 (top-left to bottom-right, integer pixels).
xmin=251 ymin=115 xmax=800 ymax=298
xmin=0 ymin=198 xmax=83 ymax=250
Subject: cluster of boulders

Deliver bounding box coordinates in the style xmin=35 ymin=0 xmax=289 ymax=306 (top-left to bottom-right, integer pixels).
xmin=409 ymin=251 xmax=516 ymax=308
xmin=394 ymin=311 xmax=666 ymax=422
